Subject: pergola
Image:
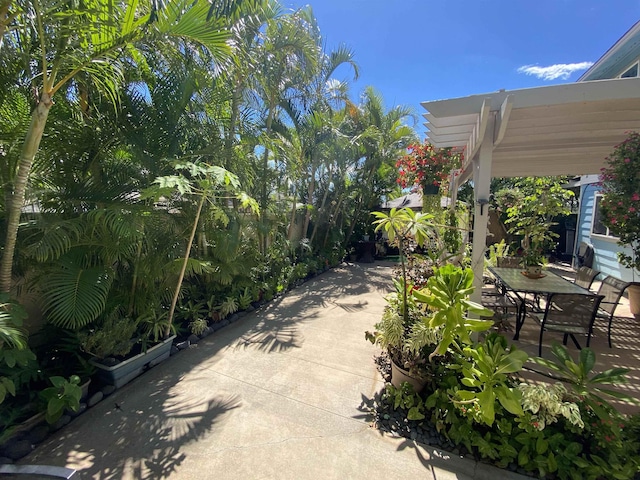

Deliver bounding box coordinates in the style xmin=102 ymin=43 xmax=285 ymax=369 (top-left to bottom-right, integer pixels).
xmin=421 ymin=77 xmax=640 ymax=300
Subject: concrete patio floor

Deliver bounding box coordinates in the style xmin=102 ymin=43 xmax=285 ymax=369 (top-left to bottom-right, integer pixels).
xmin=19 ymin=262 xmax=527 ymax=480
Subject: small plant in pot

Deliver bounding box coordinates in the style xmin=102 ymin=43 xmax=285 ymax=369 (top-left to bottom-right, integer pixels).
xmin=367 ymin=265 xmax=494 ymax=393
xmin=366 ymin=281 xmax=440 ymax=392
xmin=520 ymin=244 xmax=545 ymax=277
xmin=39 ymin=375 xmax=82 ymax=424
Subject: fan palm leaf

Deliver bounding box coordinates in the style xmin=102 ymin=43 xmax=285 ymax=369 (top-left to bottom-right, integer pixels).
xmin=40 ymin=255 xmax=114 ymax=329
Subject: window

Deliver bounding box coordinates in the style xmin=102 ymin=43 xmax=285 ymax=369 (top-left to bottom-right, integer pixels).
xmin=620 ymin=62 xmax=639 ymax=78
xmin=591 ymin=194 xmax=616 ymax=238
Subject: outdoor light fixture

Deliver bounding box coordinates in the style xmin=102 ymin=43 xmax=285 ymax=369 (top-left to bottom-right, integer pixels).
xmin=477 ymin=198 xmax=490 ymax=215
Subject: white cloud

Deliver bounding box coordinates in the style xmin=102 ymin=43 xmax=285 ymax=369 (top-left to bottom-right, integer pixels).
xmin=517 ymin=62 xmax=594 ymax=81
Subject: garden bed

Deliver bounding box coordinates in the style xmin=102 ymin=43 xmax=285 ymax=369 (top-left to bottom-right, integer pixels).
xmin=370 ymin=352 xmax=640 ymax=480
xmin=370 ymin=353 xmax=535 ymax=477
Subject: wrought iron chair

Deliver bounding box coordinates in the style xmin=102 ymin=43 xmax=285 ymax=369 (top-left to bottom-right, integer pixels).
xmin=482 ymin=257 xmax=522 ymax=321
xmin=535 ymin=293 xmax=604 ymax=357
xmin=574 ymin=266 xmax=600 ymax=291
xmin=481 ymin=288 xmax=520 ymax=317
xmin=593 ymin=276 xmax=631 ymax=348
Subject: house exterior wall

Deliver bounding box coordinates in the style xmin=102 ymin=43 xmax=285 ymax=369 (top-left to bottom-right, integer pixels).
xmin=576 ymin=23 xmax=640 ymax=282
xmin=576 ymin=180 xmax=638 ymax=282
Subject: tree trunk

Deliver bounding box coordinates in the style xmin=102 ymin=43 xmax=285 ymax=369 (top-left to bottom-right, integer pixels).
xmin=224 ymin=75 xmax=242 ymax=169
xmin=287 ymin=188 xmax=298 ymax=241
xmin=128 ymin=239 xmax=144 ymax=317
xmin=301 ymin=163 xmax=315 ymax=239
xmin=309 ymin=165 xmax=332 ymax=244
xmin=322 ymin=196 xmax=343 ymax=248
xmin=0 ymin=95 xmax=52 ymax=293
xmin=260 ymin=105 xmax=275 ymax=255
xmin=343 ymin=197 xmax=361 ymax=247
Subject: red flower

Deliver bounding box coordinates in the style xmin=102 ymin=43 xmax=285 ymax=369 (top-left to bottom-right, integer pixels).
xmin=395 ymin=141 xmax=463 ymax=193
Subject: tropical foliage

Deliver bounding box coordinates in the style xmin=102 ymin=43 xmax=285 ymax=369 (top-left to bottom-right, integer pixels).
xmin=371 ymin=234 xmax=640 ymax=479
xmin=493 ymin=176 xmax=574 ymax=264
xmin=0 ymin=0 xmax=420 ymax=434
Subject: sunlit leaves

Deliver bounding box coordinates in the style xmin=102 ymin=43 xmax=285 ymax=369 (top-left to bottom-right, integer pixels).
xmin=40 ymin=256 xmax=113 ymax=329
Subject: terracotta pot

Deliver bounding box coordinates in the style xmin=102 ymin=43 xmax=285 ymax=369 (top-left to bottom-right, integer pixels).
xmin=390 ymin=359 xmax=427 ymax=393
xmin=628 ymin=284 xmax=640 ymax=320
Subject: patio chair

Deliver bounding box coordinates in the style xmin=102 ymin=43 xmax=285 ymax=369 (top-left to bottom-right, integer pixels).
xmin=496 ymin=256 xmax=521 ymax=268
xmin=482 ymin=289 xmax=520 ymax=319
xmin=575 ymin=241 xmax=594 ymax=268
xmin=593 ymin=276 xmax=631 ymax=348
xmin=535 ymin=293 xmax=604 ymax=357
xmin=574 ymin=266 xmax=600 ymax=291
xmin=481 ymin=275 xmax=521 ymax=322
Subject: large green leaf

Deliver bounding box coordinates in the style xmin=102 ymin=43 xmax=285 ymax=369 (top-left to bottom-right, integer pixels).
xmin=41 ymin=260 xmax=113 ymax=329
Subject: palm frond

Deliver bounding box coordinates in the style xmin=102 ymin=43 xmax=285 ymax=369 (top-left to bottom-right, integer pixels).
xmin=41 ymin=257 xmax=113 ymax=329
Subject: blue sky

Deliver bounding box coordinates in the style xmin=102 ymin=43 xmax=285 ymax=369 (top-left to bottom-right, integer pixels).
xmin=283 ymin=0 xmax=640 ymax=135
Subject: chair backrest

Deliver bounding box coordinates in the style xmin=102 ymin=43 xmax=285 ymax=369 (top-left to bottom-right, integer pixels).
xmin=576 ymin=242 xmax=595 ymax=268
xmin=497 ymin=256 xmax=521 ymax=268
xmin=576 ymin=242 xmax=589 ymax=257
xmin=574 ymin=266 xmax=599 ymax=290
xmin=543 ymin=293 xmax=604 ymax=332
xmin=596 ymin=276 xmax=631 ymax=315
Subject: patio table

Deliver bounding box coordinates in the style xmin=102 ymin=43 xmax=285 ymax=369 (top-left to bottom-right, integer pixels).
xmin=487 ymin=266 xmax=596 ymax=340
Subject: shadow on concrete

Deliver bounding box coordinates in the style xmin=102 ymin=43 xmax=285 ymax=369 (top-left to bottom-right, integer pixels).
xmin=226 ymin=263 xmax=392 ymax=354
xmin=23 ymin=262 xmax=394 ymax=478
xmin=28 ymin=363 xmax=241 ymax=479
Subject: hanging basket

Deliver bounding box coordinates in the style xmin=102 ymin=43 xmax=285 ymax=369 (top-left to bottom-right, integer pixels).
xmin=422 ymin=184 xmax=440 ymax=195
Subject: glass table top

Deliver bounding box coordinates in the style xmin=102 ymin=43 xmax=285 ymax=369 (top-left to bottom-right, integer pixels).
xmin=487 ymin=267 xmax=594 ymax=295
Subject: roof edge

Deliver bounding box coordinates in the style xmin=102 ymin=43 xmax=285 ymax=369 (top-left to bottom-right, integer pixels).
xmin=578 ymin=20 xmax=640 ymax=82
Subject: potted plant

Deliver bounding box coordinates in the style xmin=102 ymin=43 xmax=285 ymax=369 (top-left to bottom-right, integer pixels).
xmin=520 ymin=244 xmax=545 ymax=277
xmin=494 ymin=177 xmax=573 ymax=276
xmin=366 ymin=283 xmax=435 ymax=392
xmin=599 ymin=132 xmax=640 ymax=317
xmin=81 ymin=312 xmax=175 ymax=388
xmin=372 ymin=208 xmax=434 ymax=324
xmin=367 ymin=265 xmax=493 ymax=392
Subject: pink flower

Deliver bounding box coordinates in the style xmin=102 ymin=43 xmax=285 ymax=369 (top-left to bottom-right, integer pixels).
xmin=630 ymin=207 xmax=636 ymax=213
xmin=632 ymin=193 xmax=640 ymax=201
xmin=625 ymin=158 xmax=631 ymax=163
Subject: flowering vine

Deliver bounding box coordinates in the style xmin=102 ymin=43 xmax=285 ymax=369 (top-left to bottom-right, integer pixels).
xmin=599 ymin=131 xmax=640 ymax=271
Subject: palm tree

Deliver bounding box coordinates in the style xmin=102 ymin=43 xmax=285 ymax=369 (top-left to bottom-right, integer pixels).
xmin=251 ymin=7 xmax=319 ymax=253
xmin=272 ymin=39 xmax=358 ymax=246
xmin=221 ymin=0 xmax=282 ymax=172
xmin=343 ymin=87 xmax=417 ymax=246
xmin=0 ymin=0 xmax=243 ymax=293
